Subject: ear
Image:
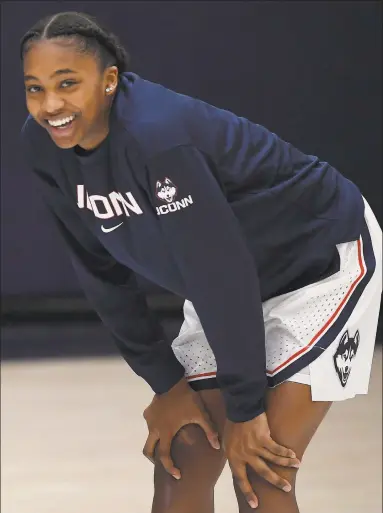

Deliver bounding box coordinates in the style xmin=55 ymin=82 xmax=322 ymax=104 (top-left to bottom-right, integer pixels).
xmin=164 ymin=177 xmax=172 ymax=184
xmin=354 ymin=330 xmax=360 ymax=349
xmin=103 ymin=65 xmax=119 ymax=93
xmin=339 ymin=330 xmax=349 ymax=348
xmin=156 ymin=181 xmax=162 ymax=188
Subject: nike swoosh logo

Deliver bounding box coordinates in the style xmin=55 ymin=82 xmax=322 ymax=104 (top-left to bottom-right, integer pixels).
xmin=101 ymin=222 xmax=124 ymax=233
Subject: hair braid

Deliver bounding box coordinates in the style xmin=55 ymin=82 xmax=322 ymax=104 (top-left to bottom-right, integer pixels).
xmin=20 ymin=11 xmax=130 ymax=74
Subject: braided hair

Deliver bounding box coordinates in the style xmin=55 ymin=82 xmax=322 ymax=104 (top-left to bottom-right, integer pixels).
xmin=20 ymin=11 xmax=130 ymax=74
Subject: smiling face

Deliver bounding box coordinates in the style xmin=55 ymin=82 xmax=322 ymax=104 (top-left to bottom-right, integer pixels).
xmin=23 ymin=38 xmax=117 ymax=150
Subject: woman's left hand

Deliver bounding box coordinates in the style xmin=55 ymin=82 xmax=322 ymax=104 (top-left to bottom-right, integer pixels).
xmin=223 ymin=412 xmax=300 ymax=509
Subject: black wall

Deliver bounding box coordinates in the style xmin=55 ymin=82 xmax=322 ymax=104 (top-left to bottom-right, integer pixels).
xmin=1 ymin=1 xmax=381 ymax=298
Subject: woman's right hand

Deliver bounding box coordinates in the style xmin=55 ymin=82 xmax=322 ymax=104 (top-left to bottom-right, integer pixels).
xmin=142 ymin=377 xmax=221 ymax=479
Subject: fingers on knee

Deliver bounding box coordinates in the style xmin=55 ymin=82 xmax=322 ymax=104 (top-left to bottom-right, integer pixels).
xmin=173 ymin=424 xmax=210 ymax=450
xmin=246 ymin=463 xmax=299 ymax=491
xmin=152 ymin=425 xmax=203 ymax=463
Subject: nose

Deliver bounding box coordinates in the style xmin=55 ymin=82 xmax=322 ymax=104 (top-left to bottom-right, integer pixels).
xmin=42 ymin=92 xmax=65 ymax=115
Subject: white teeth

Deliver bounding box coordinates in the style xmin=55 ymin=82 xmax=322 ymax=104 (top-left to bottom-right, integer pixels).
xmin=48 ymin=115 xmax=75 ymax=127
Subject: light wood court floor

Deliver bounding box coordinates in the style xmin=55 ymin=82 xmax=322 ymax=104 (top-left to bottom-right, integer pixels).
xmin=1 ymin=348 xmax=382 ymax=513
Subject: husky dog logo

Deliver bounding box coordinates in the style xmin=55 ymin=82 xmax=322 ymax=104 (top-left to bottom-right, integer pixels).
xmin=333 ymin=329 xmax=360 ymax=387
xmin=156 ymin=177 xmax=178 ymax=204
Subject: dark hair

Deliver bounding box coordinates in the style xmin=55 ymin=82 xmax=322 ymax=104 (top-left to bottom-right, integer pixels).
xmin=20 ymin=11 xmax=130 ymax=74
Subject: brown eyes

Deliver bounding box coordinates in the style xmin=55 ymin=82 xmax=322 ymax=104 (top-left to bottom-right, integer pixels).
xmin=26 ymin=80 xmax=78 ymax=93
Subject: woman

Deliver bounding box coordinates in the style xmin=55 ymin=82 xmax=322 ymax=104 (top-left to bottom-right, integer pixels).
xmin=19 ymin=11 xmax=382 ymax=513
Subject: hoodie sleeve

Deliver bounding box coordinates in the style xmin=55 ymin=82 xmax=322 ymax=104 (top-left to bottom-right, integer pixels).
xmin=145 ymin=145 xmax=267 ymax=422
xmin=27 ymin=165 xmax=186 ymax=393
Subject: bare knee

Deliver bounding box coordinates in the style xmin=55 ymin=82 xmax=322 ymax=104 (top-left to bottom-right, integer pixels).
xmin=153 ymin=424 xmax=220 ymax=485
xmin=152 ymin=424 xmax=226 ymax=513
xmin=163 ymin=424 xmax=225 ymax=475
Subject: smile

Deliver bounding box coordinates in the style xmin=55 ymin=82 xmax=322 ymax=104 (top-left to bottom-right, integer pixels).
xmin=47 ymin=114 xmax=76 ymax=127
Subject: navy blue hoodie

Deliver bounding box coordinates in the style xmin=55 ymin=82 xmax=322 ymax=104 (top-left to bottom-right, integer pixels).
xmin=21 ymin=72 xmax=365 ymax=422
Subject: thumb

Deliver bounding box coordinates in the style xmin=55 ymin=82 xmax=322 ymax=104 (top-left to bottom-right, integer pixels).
xmin=198 ymin=418 xmax=221 ymax=450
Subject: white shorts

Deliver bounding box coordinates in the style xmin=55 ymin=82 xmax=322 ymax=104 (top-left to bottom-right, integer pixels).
xmin=171 ymin=198 xmax=382 ymax=402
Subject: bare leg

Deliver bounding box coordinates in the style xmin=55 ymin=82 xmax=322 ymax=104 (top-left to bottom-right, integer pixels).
xmin=151 ymin=382 xmax=331 ymax=513
xmin=151 ymin=389 xmax=227 ymax=513
xmin=233 ymin=382 xmax=332 ymax=513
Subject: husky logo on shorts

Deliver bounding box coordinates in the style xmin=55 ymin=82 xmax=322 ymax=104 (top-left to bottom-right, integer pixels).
xmin=155 ymin=178 xmax=178 ymax=203
xmin=333 ymin=329 xmax=360 ymax=387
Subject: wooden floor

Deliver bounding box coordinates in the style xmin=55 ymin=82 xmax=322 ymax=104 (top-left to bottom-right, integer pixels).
xmin=2 ymin=348 xmax=382 ymax=513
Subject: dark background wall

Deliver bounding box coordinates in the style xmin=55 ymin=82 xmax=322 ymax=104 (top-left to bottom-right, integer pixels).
xmin=1 ymin=1 xmax=382 ymax=304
